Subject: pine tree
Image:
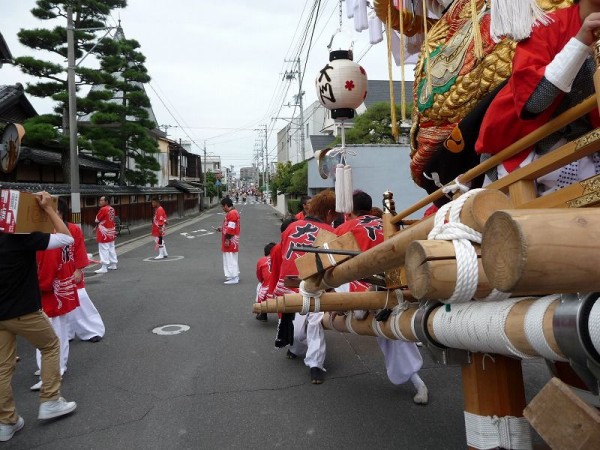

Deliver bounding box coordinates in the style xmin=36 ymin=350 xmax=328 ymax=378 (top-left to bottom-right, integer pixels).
xmin=81 ymin=27 xmax=160 ymax=186
xmin=15 ymin=0 xmax=127 ymax=182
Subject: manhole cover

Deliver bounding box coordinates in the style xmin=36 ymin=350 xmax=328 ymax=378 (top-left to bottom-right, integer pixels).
xmin=152 ymin=324 xmax=190 ymax=335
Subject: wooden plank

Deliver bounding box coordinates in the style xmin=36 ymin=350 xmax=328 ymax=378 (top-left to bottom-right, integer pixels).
xmin=508 ymin=180 xmax=538 ymax=206
xmin=488 ymin=128 xmax=600 ymax=193
xmin=524 ymin=377 xmax=600 ymax=449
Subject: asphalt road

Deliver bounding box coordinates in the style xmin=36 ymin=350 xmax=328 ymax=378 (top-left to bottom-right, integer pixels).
xmin=7 ymin=201 xmax=552 ymax=449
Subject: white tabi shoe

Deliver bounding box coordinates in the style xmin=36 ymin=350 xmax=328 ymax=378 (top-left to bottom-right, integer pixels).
xmin=224 ymin=277 xmax=239 ymax=285
xmin=413 ymin=385 xmax=429 ymax=405
xmin=107 ymin=264 xmax=118 ymax=270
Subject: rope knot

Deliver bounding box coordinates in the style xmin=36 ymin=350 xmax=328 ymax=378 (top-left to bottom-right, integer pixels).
xmin=298 ymin=280 xmax=325 ymax=315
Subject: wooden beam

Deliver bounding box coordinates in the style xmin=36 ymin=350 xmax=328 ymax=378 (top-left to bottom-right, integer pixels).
xmin=524 ymin=377 xmax=600 ymax=449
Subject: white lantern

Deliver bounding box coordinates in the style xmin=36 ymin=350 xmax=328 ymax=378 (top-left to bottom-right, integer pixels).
xmin=315 ymin=50 xmax=368 ymax=120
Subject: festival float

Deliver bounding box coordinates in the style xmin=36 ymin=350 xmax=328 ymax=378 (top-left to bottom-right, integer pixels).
xmin=254 ymin=1 xmax=600 ymax=448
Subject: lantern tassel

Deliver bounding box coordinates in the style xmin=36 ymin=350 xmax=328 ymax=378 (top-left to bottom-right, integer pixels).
xmin=333 ymin=124 xmax=354 ymax=215
xmin=335 ymin=163 xmax=346 ymax=213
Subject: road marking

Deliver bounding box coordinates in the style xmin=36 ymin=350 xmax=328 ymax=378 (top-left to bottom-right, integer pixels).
xmin=179 ymin=231 xmax=214 ymax=239
xmin=143 ymin=256 xmax=184 ymax=262
xmin=152 ymin=324 xmax=190 ymax=335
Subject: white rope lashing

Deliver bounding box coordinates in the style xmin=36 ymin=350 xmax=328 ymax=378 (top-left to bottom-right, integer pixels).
xmin=322 ymin=242 xmax=338 ymax=267
xmin=390 ymin=294 xmax=411 ymax=342
xmin=589 ymin=298 xmax=600 ymax=356
xmin=371 ymin=316 xmax=389 ymax=339
xmin=432 ymin=299 xmax=535 ymax=359
xmin=428 ymin=190 xmax=483 ymax=303
xmin=345 ymin=311 xmax=357 ymax=334
xmin=464 ymin=411 xmax=532 ymax=450
xmin=523 ymin=294 xmax=568 ymax=362
xmin=298 ymin=281 xmax=324 ymax=315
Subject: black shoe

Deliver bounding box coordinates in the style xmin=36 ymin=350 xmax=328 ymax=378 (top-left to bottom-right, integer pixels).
xmin=286 ymin=350 xmax=297 ymax=360
xmin=255 ymin=313 xmax=268 ymax=322
xmin=310 ymin=367 xmax=325 ymax=384
xmin=88 ymin=336 xmax=102 ymax=343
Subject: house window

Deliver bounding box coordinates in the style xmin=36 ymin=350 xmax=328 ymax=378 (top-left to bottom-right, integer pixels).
xmin=85 ymin=196 xmax=97 ymax=207
xmin=130 ymin=195 xmax=137 ymax=203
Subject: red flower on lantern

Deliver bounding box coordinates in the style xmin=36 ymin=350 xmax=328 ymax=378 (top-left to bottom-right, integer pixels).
xmin=345 ymin=80 xmax=355 ymax=91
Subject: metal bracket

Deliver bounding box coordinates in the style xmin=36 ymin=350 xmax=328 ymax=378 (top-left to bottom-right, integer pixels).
xmin=553 ymin=292 xmax=600 ymax=396
xmin=413 ymin=301 xmax=471 ymax=366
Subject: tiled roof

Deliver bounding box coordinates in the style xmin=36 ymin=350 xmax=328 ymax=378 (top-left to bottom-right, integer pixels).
xmin=309 ymin=134 xmax=336 ymax=152
xmin=0 ymin=84 xmax=37 ymax=121
xmin=365 ymin=80 xmax=414 ymax=108
xmin=0 ymin=181 xmax=180 ymax=196
xmin=0 ymin=33 xmax=12 ymax=64
xmin=18 ymin=147 xmax=120 ymax=172
xmin=169 ymin=180 xmax=203 ymax=193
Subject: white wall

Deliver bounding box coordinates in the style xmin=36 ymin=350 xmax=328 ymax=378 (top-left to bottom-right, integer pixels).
xmin=307 ymin=144 xmax=429 ymax=219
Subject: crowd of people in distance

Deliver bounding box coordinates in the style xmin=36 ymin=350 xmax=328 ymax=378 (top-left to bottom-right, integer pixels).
xmin=251 ymin=189 xmax=429 ymax=401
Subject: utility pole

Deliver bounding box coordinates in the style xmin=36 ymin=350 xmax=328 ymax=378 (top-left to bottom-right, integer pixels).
xmin=66 ymin=6 xmax=80 ymax=225
xmin=283 ymin=57 xmax=306 ymax=163
xmin=66 ymin=10 xmax=114 ymax=225
xmin=203 ymin=141 xmax=207 ymax=198
xmin=296 ymin=57 xmax=306 ymax=162
xmin=263 ymin=124 xmax=269 ymax=197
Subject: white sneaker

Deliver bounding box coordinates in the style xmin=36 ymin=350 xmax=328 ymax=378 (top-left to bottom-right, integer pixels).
xmin=38 ymin=397 xmax=77 ymax=420
xmin=0 ymin=416 xmax=24 ymax=442
xmin=94 ymin=266 xmax=108 ymax=274
xmin=153 ymin=255 xmax=165 ymax=260
xmin=224 ymin=277 xmax=239 ymax=285
xmin=107 ymin=264 xmax=118 ymax=270
xmin=30 ymin=379 xmax=42 ymax=391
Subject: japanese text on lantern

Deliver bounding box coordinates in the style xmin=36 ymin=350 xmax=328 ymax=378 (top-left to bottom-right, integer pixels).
xmin=317 ymin=64 xmax=336 ymax=104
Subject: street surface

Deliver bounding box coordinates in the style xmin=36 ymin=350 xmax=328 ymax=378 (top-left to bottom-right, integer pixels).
xmin=8 ymin=201 xmax=551 ymax=449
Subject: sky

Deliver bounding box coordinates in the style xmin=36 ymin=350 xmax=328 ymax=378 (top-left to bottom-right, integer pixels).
xmin=0 ymin=0 xmax=413 ymax=173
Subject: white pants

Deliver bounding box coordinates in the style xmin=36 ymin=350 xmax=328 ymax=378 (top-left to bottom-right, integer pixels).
xmin=98 ymin=241 xmax=118 ymax=266
xmin=377 ymin=338 xmax=423 ymax=385
xmin=36 ymin=314 xmax=69 ymax=376
xmin=289 ymin=312 xmax=326 ymax=370
xmin=67 ymin=288 xmax=105 ymax=340
xmin=222 ymin=252 xmax=239 ymax=279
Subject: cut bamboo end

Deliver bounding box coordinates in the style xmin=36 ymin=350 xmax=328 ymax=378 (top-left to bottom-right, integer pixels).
xmin=481 ymin=210 xmax=526 ymax=293
xmin=482 ymin=209 xmax=600 ymax=294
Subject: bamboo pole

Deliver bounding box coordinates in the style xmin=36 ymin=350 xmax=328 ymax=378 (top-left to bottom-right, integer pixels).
xmin=382 ymin=208 xmax=404 ymax=288
xmin=322 ymin=308 xmax=420 ymax=341
xmin=405 ymin=240 xmax=493 ymax=300
xmin=252 ymin=290 xmax=412 ymax=314
xmin=392 ymin=95 xmax=597 ymax=222
xmin=322 ymin=297 xmax=566 ymax=360
xmin=594 ymin=31 xmax=600 ymax=113
xmin=482 ymin=209 xmax=600 ymax=294
xmin=302 ymin=189 xmax=512 ymax=292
